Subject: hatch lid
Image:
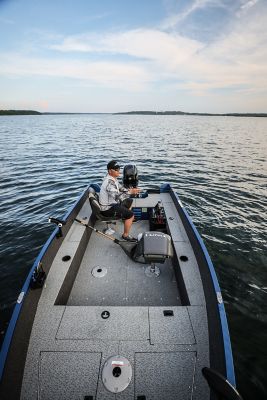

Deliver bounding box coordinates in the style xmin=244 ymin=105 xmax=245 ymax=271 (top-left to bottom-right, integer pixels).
xmin=135 ymin=352 xmax=196 ymax=400
xmin=39 ymin=351 xmax=101 ymax=400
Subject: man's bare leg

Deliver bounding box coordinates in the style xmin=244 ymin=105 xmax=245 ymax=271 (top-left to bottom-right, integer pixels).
xmin=123 ymin=215 xmax=134 ymax=237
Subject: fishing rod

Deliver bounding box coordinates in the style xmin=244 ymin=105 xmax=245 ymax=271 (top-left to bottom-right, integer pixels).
xmin=75 ymin=218 xmax=120 ymax=243
xmin=75 ymin=218 xmax=139 ymax=261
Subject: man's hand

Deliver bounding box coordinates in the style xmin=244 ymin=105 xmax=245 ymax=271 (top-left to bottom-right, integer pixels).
xmin=129 ymin=188 xmax=141 ymax=195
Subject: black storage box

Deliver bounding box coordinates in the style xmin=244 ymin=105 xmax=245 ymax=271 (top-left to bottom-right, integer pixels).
xmin=149 ymin=206 xmax=167 ymax=232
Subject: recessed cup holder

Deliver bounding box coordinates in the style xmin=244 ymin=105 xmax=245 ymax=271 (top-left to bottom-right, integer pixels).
xmin=179 ymin=255 xmax=188 ymax=262
xmin=112 ymin=367 xmax=122 ymax=378
xmin=62 ymin=255 xmax=71 ymax=262
xmin=92 ymin=266 xmax=107 ymax=278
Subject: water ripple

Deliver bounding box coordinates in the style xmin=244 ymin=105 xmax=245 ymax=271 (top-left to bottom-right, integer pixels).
xmin=0 ymin=114 xmax=266 ymax=398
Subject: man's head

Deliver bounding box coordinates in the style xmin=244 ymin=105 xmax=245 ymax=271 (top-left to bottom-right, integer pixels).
xmin=107 ymin=160 xmax=121 ymax=177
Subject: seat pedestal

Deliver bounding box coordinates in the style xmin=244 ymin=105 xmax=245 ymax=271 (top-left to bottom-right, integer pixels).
xmin=145 ymin=264 xmax=161 ymax=277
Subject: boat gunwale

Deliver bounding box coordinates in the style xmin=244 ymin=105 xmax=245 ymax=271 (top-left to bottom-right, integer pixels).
xmin=0 ymin=185 xmax=90 ymax=393
xmin=170 ymin=187 xmax=236 ymax=387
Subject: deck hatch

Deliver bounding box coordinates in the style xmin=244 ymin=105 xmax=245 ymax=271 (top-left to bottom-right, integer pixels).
xmin=39 ymin=351 xmax=101 ymax=400
xmin=102 ymin=355 xmax=132 ymax=393
xmin=135 ymin=352 xmax=196 ymax=400
xmin=56 ymin=306 xmax=149 ymax=341
xmin=149 ymin=307 xmax=195 ymax=344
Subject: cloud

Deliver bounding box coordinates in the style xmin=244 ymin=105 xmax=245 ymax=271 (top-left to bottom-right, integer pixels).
xmin=50 ymin=29 xmax=203 ymax=70
xmin=1 ymin=0 xmax=267 ymax=102
xmin=0 ymin=53 xmax=151 ymax=90
xmin=160 ymin=0 xmax=225 ymax=30
xmin=47 ymin=2 xmax=267 ymax=93
xmin=240 ymin=0 xmax=259 ymax=12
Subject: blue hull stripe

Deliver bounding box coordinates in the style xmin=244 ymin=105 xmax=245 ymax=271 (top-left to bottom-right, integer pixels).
xmin=0 ymin=186 xmax=88 ymax=380
xmin=0 ymin=227 xmax=58 ymax=380
xmin=174 ymin=191 xmax=236 ymax=386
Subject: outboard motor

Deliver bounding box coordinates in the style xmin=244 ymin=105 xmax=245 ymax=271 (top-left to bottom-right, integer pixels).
xmin=123 ymin=164 xmax=138 ymax=188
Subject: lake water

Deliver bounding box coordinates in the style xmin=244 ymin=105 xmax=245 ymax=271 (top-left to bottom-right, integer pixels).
xmin=0 ymin=114 xmax=266 ymax=398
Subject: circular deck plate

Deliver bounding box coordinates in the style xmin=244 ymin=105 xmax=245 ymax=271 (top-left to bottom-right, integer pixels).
xmin=102 ymin=355 xmax=132 ymax=393
xmin=91 ymin=266 xmax=107 ymax=278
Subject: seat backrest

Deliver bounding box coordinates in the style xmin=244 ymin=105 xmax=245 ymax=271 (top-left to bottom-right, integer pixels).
xmin=88 ymin=186 xmax=119 ymax=222
xmin=132 ymin=232 xmax=173 ymax=264
xmin=88 ymin=187 xmax=102 ymax=219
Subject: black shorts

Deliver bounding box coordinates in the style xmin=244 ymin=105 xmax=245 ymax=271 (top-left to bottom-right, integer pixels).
xmin=101 ymin=198 xmax=134 ymax=220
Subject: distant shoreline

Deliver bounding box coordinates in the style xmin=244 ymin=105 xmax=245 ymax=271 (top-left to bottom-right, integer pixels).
xmin=0 ymin=110 xmax=107 ymax=116
xmin=114 ymin=111 xmax=267 ymax=117
xmin=0 ymin=110 xmax=42 ymax=115
xmin=1 ymin=109 xmax=267 ymax=117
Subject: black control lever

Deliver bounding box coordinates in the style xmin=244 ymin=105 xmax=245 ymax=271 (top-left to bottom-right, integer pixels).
xmin=48 ymin=217 xmax=66 ymax=238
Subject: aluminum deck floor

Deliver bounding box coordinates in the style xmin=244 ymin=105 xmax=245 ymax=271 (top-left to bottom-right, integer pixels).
xmin=67 ymin=220 xmax=181 ymax=307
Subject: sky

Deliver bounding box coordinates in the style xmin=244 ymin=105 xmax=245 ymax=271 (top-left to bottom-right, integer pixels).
xmin=0 ymin=0 xmax=266 ymax=113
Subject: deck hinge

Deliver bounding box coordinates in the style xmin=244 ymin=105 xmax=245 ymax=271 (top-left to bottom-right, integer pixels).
xmin=17 ymin=291 xmax=25 ymax=304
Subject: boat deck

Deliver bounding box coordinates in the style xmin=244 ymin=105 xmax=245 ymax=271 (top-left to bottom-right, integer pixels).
xmin=68 ymin=219 xmax=181 ymax=307
xmin=19 ymin=192 xmax=210 ymax=400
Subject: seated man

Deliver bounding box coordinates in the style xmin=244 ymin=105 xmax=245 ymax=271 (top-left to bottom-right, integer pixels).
xmin=99 ymin=160 xmax=140 ymax=241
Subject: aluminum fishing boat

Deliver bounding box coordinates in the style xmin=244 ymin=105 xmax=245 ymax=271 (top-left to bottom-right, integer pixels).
xmin=0 ymin=177 xmax=242 ymax=399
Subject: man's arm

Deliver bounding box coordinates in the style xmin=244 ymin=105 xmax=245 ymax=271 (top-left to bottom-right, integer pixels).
xmin=118 ymin=183 xmax=140 ymax=198
xmin=118 ymin=182 xmax=140 ymax=195
xmin=106 ymin=179 xmax=125 ymax=203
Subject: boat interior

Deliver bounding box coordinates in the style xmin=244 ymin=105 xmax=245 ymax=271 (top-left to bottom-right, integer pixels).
xmin=18 ymin=191 xmax=210 ymax=399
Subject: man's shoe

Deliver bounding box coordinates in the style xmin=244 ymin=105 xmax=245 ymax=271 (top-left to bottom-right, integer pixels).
xmin=121 ymin=235 xmax=137 ymax=242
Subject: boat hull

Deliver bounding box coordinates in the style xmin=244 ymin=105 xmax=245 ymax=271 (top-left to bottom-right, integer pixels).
xmin=0 ymin=184 xmax=237 ymax=399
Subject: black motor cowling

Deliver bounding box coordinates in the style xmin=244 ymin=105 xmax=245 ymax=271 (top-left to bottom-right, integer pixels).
xmin=123 ymin=164 xmax=138 ymax=188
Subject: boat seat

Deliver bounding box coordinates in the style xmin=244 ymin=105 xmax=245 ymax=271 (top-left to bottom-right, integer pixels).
xmin=88 ymin=187 xmax=120 ymax=233
xmin=132 ymin=231 xmax=174 ymax=277
xmin=134 ymin=232 xmax=173 ymax=264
